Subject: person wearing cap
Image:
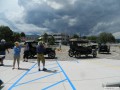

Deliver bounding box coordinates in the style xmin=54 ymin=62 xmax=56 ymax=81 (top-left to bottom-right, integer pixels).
xmin=0 ymin=39 xmax=9 ymax=66
xmin=36 ymin=41 xmax=47 ymax=71
xmin=13 ymin=41 xmax=21 ymax=69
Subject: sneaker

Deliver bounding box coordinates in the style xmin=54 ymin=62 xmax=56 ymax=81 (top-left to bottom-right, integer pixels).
xmin=43 ymin=68 xmax=47 ymax=71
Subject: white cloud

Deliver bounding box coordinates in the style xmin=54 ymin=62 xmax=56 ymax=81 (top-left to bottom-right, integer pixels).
xmin=113 ymin=32 xmax=120 ymax=39
xmin=47 ymin=1 xmax=63 ymax=10
xmin=68 ymin=18 xmax=77 ymax=26
xmin=16 ymin=23 xmax=49 ymax=34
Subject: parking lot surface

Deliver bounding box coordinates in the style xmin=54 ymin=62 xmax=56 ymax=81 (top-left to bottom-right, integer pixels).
xmin=0 ymin=45 xmax=120 ymax=90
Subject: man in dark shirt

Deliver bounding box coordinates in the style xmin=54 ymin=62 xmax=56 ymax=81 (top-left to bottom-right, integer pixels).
xmin=0 ymin=39 xmax=9 ymax=66
xmin=36 ymin=41 xmax=47 ymax=71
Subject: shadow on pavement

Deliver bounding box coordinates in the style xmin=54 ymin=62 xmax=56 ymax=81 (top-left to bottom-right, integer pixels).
xmin=19 ymin=68 xmax=30 ymax=71
xmin=0 ymin=86 xmax=4 ymax=89
xmin=45 ymin=57 xmax=58 ymax=59
xmin=99 ymin=52 xmax=111 ymax=54
xmin=44 ymin=70 xmax=58 ymax=73
xmin=75 ymin=56 xmax=99 ymax=59
xmin=3 ymin=65 xmax=12 ymax=67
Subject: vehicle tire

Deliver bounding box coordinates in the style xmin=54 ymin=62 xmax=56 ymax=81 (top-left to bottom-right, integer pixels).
xmin=93 ymin=52 xmax=97 ymax=58
xmin=28 ymin=52 xmax=35 ymax=59
xmin=48 ymin=52 xmax=55 ymax=59
xmin=68 ymin=50 xmax=74 ymax=57
xmin=75 ymin=52 xmax=80 ymax=58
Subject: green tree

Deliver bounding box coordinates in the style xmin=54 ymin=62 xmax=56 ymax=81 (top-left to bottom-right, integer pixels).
xmin=72 ymin=34 xmax=79 ymax=38
xmin=82 ymin=36 xmax=87 ymax=39
xmin=87 ymin=36 xmax=98 ymax=42
xmin=98 ymin=32 xmax=115 ymax=43
xmin=12 ymin=32 xmax=21 ymax=42
xmin=43 ymin=33 xmax=48 ymax=43
xmin=20 ymin=32 xmax=26 ymax=42
xmin=20 ymin=32 xmax=26 ymax=37
xmin=48 ymin=36 xmax=55 ymax=45
xmin=0 ymin=25 xmax=13 ymax=42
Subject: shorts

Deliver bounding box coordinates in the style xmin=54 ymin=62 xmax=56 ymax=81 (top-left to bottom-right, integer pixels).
xmin=37 ymin=54 xmax=45 ymax=62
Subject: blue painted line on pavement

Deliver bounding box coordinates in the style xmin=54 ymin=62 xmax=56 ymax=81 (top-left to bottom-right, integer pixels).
xmin=42 ymin=79 xmax=67 ymax=90
xmin=56 ymin=60 xmax=76 ymax=90
xmin=8 ymin=63 xmax=37 ymax=90
xmin=28 ymin=66 xmax=59 ymax=75
xmin=14 ymin=71 xmax=62 ymax=87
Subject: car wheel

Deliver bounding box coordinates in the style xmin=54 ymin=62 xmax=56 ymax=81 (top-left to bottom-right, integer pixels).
xmin=68 ymin=50 xmax=74 ymax=57
xmin=48 ymin=52 xmax=55 ymax=59
xmin=75 ymin=52 xmax=80 ymax=58
xmin=93 ymin=52 xmax=97 ymax=58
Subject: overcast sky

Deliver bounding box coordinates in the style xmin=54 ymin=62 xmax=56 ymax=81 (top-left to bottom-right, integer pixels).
xmin=0 ymin=0 xmax=120 ymax=38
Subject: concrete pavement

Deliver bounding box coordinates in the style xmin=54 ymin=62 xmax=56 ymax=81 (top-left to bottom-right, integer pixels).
xmin=0 ymin=45 xmax=120 ymax=90
xmin=1 ymin=58 xmax=120 ymax=90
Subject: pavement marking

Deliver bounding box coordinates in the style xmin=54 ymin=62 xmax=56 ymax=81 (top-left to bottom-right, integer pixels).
xmin=56 ymin=60 xmax=76 ymax=90
xmin=42 ymin=79 xmax=67 ymax=90
xmin=8 ymin=63 xmax=37 ymax=90
xmin=14 ymin=71 xmax=62 ymax=87
xmin=8 ymin=61 xmax=76 ymax=90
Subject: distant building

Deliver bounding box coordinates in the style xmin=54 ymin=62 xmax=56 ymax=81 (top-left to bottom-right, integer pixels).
xmin=53 ymin=33 xmax=69 ymax=44
xmin=25 ymin=35 xmax=40 ymax=41
xmin=40 ymin=33 xmax=69 ymax=44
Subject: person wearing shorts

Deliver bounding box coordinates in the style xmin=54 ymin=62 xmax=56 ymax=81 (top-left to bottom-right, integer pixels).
xmin=36 ymin=41 xmax=47 ymax=71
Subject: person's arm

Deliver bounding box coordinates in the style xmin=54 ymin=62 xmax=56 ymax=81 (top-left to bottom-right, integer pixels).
xmin=6 ymin=49 xmax=9 ymax=53
xmin=19 ymin=45 xmax=21 ymax=52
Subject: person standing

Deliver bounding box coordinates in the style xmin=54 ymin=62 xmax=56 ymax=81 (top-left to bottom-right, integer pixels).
xmin=0 ymin=39 xmax=9 ymax=66
xmin=23 ymin=43 xmax=29 ymax=62
xmin=13 ymin=42 xmax=21 ymax=69
xmin=0 ymin=79 xmax=3 ymax=87
xmin=36 ymin=41 xmax=47 ymax=71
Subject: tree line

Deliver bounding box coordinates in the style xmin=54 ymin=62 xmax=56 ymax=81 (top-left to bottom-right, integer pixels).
xmin=72 ymin=32 xmax=116 ymax=43
xmin=0 ymin=25 xmax=26 ymax=43
xmin=0 ymin=25 xmax=116 ymax=44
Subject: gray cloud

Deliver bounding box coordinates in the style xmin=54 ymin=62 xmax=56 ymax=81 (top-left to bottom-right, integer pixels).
xmin=1 ymin=0 xmax=120 ymax=38
xmin=17 ymin=0 xmax=120 ymax=37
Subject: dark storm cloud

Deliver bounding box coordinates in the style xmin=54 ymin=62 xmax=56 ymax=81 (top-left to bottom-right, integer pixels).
xmin=18 ymin=0 xmax=120 ymax=36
